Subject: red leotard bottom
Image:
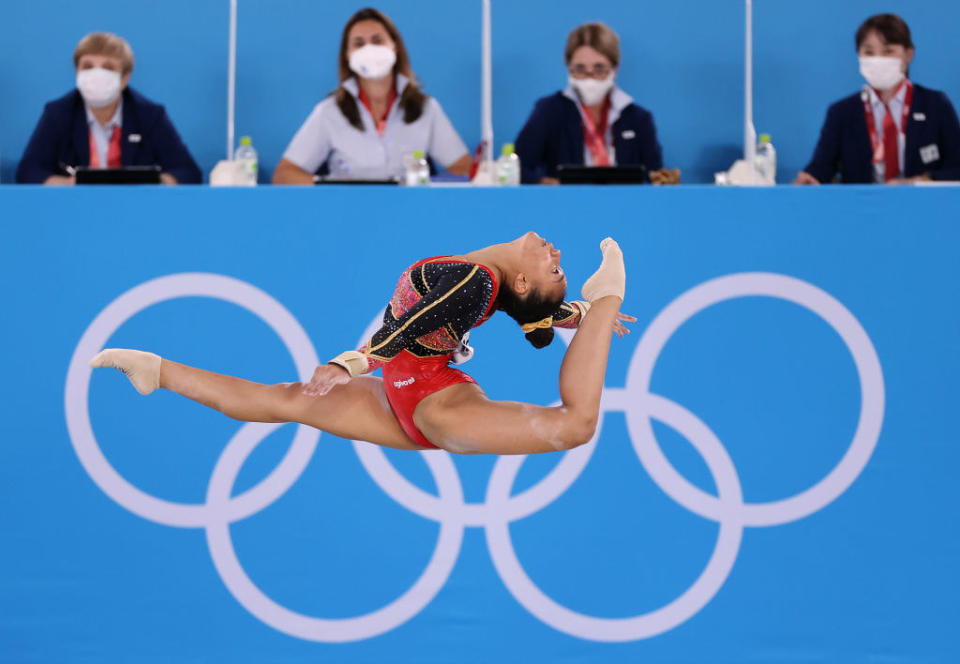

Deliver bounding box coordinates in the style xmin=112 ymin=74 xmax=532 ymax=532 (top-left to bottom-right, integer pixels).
xmin=381 ymin=350 xmax=477 ymax=448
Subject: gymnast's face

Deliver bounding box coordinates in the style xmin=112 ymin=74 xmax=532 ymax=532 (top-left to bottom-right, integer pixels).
xmin=512 ymin=231 xmax=567 ymax=301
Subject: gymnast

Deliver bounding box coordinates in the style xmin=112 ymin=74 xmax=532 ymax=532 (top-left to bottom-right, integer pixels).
xmin=90 ymin=233 xmax=632 ymax=455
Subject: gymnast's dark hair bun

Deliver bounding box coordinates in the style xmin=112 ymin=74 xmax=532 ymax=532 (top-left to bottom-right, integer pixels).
xmin=496 ymin=284 xmax=562 ymax=350
xmin=525 ymin=327 xmax=555 ymax=349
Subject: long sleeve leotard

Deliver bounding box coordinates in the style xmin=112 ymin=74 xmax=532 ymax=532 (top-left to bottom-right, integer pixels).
xmin=357 ymin=257 xmax=583 ymax=373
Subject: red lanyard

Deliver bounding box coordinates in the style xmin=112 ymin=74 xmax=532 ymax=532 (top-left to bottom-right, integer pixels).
xmin=580 ymin=99 xmax=611 ymax=166
xmin=861 ymin=79 xmax=913 ymax=162
xmin=358 ymin=85 xmax=397 ymax=136
xmin=88 ymin=124 xmax=122 ymax=168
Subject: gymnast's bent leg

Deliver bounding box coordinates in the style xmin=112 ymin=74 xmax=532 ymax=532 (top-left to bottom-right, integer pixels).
xmin=414 ymin=242 xmax=625 ymax=455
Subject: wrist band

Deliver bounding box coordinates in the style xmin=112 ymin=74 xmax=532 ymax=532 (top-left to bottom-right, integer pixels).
xmin=328 ymin=350 xmax=369 ymax=377
xmin=569 ymin=300 xmax=591 ymax=320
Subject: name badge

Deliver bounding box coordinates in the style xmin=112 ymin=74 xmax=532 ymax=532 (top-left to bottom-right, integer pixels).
xmin=128 ymin=133 xmax=142 ymax=143
xmin=621 ymin=130 xmax=636 ymax=140
xmin=919 ymin=143 xmax=940 ymax=164
xmin=912 ymin=112 xmax=926 ymax=121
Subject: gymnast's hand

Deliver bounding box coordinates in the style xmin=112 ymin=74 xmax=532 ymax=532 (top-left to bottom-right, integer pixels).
xmin=613 ymin=312 xmax=637 ymax=337
xmin=303 ymin=364 xmax=351 ymax=397
xmin=573 ymin=298 xmax=636 ymax=336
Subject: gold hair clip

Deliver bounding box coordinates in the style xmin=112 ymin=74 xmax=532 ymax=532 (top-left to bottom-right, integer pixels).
xmin=520 ymin=316 xmax=554 ymax=333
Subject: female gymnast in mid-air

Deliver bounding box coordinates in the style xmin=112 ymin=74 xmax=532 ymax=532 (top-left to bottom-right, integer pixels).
xmin=90 ymin=232 xmax=631 ymax=455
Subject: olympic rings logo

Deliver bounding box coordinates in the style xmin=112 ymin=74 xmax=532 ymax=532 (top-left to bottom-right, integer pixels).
xmin=65 ymin=271 xmax=884 ymax=643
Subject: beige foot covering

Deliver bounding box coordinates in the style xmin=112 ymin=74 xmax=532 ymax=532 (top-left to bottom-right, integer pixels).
xmin=581 ymin=237 xmax=626 ymax=302
xmin=89 ymin=349 xmax=162 ymax=395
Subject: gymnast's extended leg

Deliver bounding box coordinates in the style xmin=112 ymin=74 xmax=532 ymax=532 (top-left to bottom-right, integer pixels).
xmin=90 ymin=351 xmax=422 ymax=450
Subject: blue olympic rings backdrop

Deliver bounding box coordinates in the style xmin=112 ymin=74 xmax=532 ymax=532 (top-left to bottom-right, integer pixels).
xmin=1 ymin=185 xmax=959 ymax=662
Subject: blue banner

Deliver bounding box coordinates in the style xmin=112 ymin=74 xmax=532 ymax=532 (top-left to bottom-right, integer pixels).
xmin=1 ymin=185 xmax=958 ymax=662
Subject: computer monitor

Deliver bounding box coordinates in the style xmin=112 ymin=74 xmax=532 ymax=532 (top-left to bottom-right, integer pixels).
xmin=75 ymin=165 xmax=162 ymax=185
xmin=313 ymin=176 xmax=399 ymax=185
xmin=556 ymin=165 xmax=647 ymax=185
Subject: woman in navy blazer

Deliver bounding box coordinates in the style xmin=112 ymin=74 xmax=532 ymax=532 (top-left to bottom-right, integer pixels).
xmin=795 ymin=14 xmax=960 ymax=185
xmin=515 ymin=23 xmax=664 ymax=185
xmin=16 ymin=32 xmax=201 ymax=185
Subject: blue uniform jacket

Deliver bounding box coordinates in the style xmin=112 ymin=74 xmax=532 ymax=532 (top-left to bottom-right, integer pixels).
xmin=804 ymin=83 xmax=960 ymax=183
xmin=16 ymin=87 xmax=202 ymax=184
xmin=515 ymin=90 xmax=663 ymax=184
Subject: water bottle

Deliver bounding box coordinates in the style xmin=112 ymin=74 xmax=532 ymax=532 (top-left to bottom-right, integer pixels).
xmin=755 ymin=133 xmax=776 ymax=185
xmin=404 ymin=150 xmax=429 ymax=186
xmin=496 ymin=143 xmax=521 ymax=186
xmin=235 ymin=136 xmax=258 ymax=186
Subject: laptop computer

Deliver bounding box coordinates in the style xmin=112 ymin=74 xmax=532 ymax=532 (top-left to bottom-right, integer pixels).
xmin=75 ymin=165 xmax=162 ymax=185
xmin=314 ymin=176 xmax=399 ymax=185
xmin=556 ymin=165 xmax=647 ymax=185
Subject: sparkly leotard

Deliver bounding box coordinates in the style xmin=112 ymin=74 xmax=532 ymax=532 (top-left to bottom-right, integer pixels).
xmin=357 ymin=256 xmax=583 ymax=448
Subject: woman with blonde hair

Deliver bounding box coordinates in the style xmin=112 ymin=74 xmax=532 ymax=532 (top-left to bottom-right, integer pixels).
xmin=17 ymin=32 xmax=201 ymax=185
xmin=515 ymin=22 xmax=667 ymax=184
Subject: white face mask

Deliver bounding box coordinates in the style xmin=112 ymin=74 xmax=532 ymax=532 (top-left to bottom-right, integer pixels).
xmin=568 ymin=73 xmax=615 ymax=107
xmin=859 ymin=56 xmax=904 ymax=91
xmin=76 ymin=67 xmax=122 ymax=108
xmin=349 ymin=44 xmax=397 ymax=80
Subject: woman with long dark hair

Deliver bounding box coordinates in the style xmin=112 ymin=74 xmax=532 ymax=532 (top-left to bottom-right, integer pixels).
xmin=91 ymin=234 xmax=634 ymax=455
xmin=273 ymin=8 xmax=472 ymax=183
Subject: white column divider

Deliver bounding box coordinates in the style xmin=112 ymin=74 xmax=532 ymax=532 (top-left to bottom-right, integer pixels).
xmin=744 ymin=0 xmax=756 ymax=182
xmin=227 ymin=0 xmax=237 ymax=160
xmin=481 ymin=0 xmax=494 ymax=169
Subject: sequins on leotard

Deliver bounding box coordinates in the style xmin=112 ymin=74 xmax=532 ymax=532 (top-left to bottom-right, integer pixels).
xmin=358 ymin=256 xmax=583 ymax=372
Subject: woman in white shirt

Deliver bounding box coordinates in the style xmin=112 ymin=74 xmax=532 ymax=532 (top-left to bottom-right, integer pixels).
xmin=273 ymin=8 xmax=472 ymax=183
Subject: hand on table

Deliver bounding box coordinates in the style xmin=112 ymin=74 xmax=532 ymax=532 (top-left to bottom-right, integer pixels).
xmin=44 ymin=175 xmax=76 ymax=186
xmin=650 ymin=168 xmax=681 ymax=185
xmin=886 ymin=174 xmax=931 ymax=185
xmin=792 ymin=171 xmax=820 ymax=185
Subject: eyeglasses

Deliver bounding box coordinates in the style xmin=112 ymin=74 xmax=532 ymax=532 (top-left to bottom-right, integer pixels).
xmin=569 ymin=64 xmax=612 ymax=79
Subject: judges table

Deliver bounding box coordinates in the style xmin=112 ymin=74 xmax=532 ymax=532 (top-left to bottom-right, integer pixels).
xmin=1 ymin=185 xmax=957 ymax=663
